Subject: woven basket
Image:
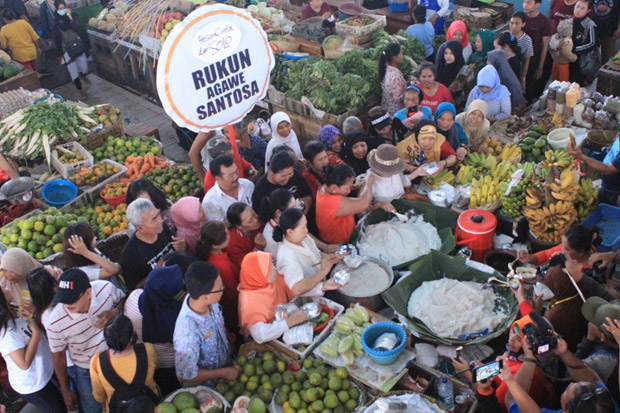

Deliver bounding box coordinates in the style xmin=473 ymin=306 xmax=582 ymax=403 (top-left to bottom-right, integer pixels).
xmin=85 ymin=121 xmax=124 ymax=150
xmin=97 ymin=231 xmax=129 ymax=264
xmin=271 ymin=40 xmax=300 ymax=52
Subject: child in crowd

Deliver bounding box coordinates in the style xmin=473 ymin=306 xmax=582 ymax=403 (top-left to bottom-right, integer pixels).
xmin=523 ymin=0 xmax=551 ymax=102
xmin=507 ymin=12 xmax=534 ymax=87
xmin=405 ymin=5 xmax=435 ymax=60
xmin=572 ymin=0 xmax=600 ymax=85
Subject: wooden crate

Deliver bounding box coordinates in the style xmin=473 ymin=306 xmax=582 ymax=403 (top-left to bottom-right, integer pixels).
xmin=597 ymin=64 xmax=620 ymax=97
xmin=238 ymin=341 xmax=302 ymax=368
xmin=284 ymin=34 xmax=323 ymax=56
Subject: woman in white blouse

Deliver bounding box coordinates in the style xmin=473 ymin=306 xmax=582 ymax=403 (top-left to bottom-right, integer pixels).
xmin=274 ymin=208 xmax=341 ymax=297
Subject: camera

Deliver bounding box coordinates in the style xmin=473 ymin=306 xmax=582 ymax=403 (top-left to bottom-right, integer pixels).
xmin=537 ymin=253 xmax=566 ymax=279
xmin=582 ymin=261 xmax=613 ymax=284
xmin=522 ymin=311 xmax=558 ymax=355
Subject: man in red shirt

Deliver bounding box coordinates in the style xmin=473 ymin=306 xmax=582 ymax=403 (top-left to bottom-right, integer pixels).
xmin=523 ymin=0 xmax=552 ymax=103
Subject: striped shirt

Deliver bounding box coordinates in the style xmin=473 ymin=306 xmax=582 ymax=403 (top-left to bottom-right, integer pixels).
xmin=513 ymin=31 xmax=534 ymax=58
xmin=43 ymin=281 xmax=125 ymax=369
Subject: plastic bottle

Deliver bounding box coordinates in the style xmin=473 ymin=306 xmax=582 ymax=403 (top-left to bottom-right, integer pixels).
xmin=438 ymin=376 xmax=455 ymax=411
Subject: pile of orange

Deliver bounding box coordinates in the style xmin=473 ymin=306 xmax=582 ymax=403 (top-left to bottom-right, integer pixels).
xmin=102 ymin=182 xmax=128 ymax=198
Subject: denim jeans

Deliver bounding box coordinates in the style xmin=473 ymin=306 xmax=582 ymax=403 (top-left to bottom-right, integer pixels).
xmin=19 ymin=379 xmax=65 ymax=413
xmin=72 ymin=365 xmax=102 ymax=413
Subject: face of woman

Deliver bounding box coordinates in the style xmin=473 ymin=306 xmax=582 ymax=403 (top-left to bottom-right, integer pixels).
xmin=419 ymin=68 xmax=435 ymax=88
xmin=437 ymin=112 xmax=455 ymax=132
xmin=239 ymin=207 xmax=260 ymax=232
xmin=475 ymin=34 xmax=483 ymax=52
xmin=43 ymin=265 xmax=63 ymax=280
xmin=351 ymin=141 xmax=368 ymax=160
xmin=332 ymin=177 xmax=354 ymax=196
xmin=561 ymin=236 xmax=584 ymax=261
xmin=479 ymin=86 xmax=492 ymax=94
xmin=404 ymin=90 xmax=420 ymax=107
xmin=452 ymin=30 xmax=463 ymax=43
xmin=312 ymin=151 xmax=329 ymax=171
xmin=467 ymin=110 xmax=484 ymax=127
xmin=331 ymin=135 xmax=343 ymax=153
xmin=508 ymin=326 xmax=523 ymax=352
xmin=444 ymin=48 xmax=455 ymax=64
xmin=277 ymin=121 xmax=291 ymax=138
xmin=375 ymin=123 xmax=392 ymax=138
xmin=418 ymin=134 xmax=436 ymax=150
xmin=285 ymin=214 xmax=308 ymax=244
xmin=1 ymin=269 xmax=20 ymax=283
xmin=391 ymin=49 xmax=404 ymax=65
xmin=309 ymin=0 xmax=324 ymax=11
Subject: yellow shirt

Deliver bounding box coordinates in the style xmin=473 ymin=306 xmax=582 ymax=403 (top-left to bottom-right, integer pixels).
xmin=89 ymin=343 xmax=160 ymax=411
xmin=0 ymin=20 xmax=38 ymax=63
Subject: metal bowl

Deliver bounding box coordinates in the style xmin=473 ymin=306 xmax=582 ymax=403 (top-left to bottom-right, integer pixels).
xmin=330 ymin=257 xmax=394 ymax=311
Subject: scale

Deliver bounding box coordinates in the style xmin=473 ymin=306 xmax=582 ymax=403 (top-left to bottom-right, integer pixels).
xmin=0 ymin=177 xmax=38 ymax=226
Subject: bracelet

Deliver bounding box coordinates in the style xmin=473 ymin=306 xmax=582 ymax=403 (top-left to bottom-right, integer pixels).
xmin=522 ymin=357 xmax=537 ymax=364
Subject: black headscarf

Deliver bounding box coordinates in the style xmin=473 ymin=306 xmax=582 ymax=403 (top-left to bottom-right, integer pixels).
xmin=437 ymin=40 xmax=465 ymax=87
xmin=343 ymin=130 xmax=371 ymax=175
xmin=55 ymin=12 xmax=72 ymax=31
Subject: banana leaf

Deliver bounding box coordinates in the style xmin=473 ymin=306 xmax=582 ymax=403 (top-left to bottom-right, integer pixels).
xmin=347 ymin=200 xmax=457 ymax=269
xmin=382 ymin=250 xmax=519 ymax=345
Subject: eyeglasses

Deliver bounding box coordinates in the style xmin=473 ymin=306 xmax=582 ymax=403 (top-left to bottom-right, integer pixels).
xmin=574 ymin=387 xmax=609 ymax=411
xmin=205 ymin=286 xmax=225 ymax=295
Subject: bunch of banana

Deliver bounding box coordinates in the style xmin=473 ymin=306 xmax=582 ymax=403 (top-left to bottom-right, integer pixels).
xmin=482 ymin=136 xmax=504 ymax=156
xmin=456 ymin=165 xmax=475 ymax=185
xmin=424 ymin=169 xmax=455 ymax=189
xmin=550 ymin=168 xmax=579 ymax=202
xmin=470 ymin=175 xmax=500 ymax=208
xmin=574 ymin=178 xmax=599 ymax=221
xmin=540 ymin=149 xmax=574 ymax=171
xmin=491 ymin=161 xmax=517 ymax=182
xmin=464 ymin=152 xmax=497 ymax=172
xmin=499 ymin=143 xmax=522 ymax=163
xmin=320 ymin=304 xmax=370 ymax=365
xmin=524 ymin=200 xmax=577 ymax=243
xmin=520 ymin=162 xmax=536 ymax=179
xmin=525 ymin=185 xmax=545 ymax=209
xmin=499 ymin=178 xmax=532 ymax=218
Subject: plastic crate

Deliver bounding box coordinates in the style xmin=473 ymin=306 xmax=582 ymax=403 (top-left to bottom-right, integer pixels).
xmin=583 ymin=204 xmax=620 ymax=252
xmin=335 ymin=14 xmax=386 ymax=37
xmin=0 ymin=209 xmax=63 ymax=264
xmin=84 ymin=160 xmax=127 ymax=196
xmin=51 ymin=142 xmax=94 ymax=179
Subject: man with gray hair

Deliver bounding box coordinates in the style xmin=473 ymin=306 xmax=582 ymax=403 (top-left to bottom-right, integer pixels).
xmin=120 ymin=198 xmax=176 ymax=290
xmin=342 ymin=116 xmax=363 ymax=135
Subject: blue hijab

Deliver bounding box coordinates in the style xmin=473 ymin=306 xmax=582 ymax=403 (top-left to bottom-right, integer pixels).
xmin=138 ymin=264 xmax=185 ymax=344
xmin=471 ymin=65 xmax=511 ymax=103
xmin=435 ymin=102 xmax=466 ymax=149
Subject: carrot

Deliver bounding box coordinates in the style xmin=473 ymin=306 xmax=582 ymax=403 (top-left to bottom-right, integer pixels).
xmin=128 ymin=163 xmax=140 ymax=177
xmin=126 ymin=156 xmax=136 ymax=163
xmin=120 ymin=177 xmax=133 ymax=184
xmin=146 ymin=154 xmax=156 ymax=169
xmin=154 ymin=157 xmax=167 ymax=166
xmin=139 ymin=163 xmax=151 ymax=175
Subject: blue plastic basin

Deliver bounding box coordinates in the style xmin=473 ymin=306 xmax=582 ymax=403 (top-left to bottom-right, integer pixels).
xmin=361 ymin=321 xmax=407 ymax=365
xmin=42 ymin=180 xmax=78 ymax=207
xmin=583 ymin=204 xmax=620 ymax=252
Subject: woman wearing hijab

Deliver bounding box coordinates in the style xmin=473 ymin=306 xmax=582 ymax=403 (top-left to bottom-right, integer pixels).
xmin=441 ymin=20 xmax=473 ymax=62
xmin=0 ymin=248 xmax=40 ymax=306
xmin=54 ymin=0 xmax=89 ymax=99
xmin=435 ymin=102 xmax=468 ymax=161
xmin=265 ymin=112 xmax=303 ymax=169
xmin=469 ymin=29 xmax=497 ymax=69
xmin=342 ymin=130 xmax=371 ymax=176
xmin=170 ymin=197 xmax=206 ymax=256
xmin=397 ymin=119 xmax=457 ymax=176
xmin=465 ymin=65 xmax=511 ymax=122
xmin=436 ymin=40 xmax=465 ymax=87
xmin=317 ymin=125 xmax=345 ymax=166
xmin=238 ymin=251 xmax=308 ymax=343
xmin=456 ymin=99 xmax=491 ymax=153
xmin=487 ymin=49 xmax=527 ymax=109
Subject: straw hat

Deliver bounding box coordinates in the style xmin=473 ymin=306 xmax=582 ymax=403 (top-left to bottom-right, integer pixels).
xmin=368 ymin=144 xmax=405 ymax=176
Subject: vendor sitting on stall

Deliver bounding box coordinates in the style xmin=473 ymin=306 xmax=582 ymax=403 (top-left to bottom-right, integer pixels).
xmin=342 ymin=130 xmax=371 ymax=176
xmin=316 ymin=164 xmax=374 ymax=244
xmin=275 ymin=208 xmax=341 ymax=297
xmin=434 ymin=102 xmax=468 ymax=160
xmin=394 ymin=86 xmax=433 ymax=130
xmin=317 ymin=125 xmax=345 ymax=166
xmin=238 ymin=251 xmax=307 ymax=344
xmin=301 ymin=0 xmax=332 ymax=20
xmin=455 ymin=99 xmax=491 ymax=153
xmin=415 ymin=62 xmax=454 ymax=114
xmin=465 ymin=65 xmax=512 ymax=122
xmin=397 ymin=119 xmax=457 ymax=179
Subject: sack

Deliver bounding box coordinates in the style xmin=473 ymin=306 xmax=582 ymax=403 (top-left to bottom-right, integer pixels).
xmin=99 ymin=343 xmax=159 ymax=413
xmin=65 ymin=38 xmax=84 ymax=60
xmin=580 ymin=48 xmax=601 ymax=84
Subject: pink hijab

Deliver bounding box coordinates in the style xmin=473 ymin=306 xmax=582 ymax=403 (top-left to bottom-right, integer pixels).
xmin=170 ymin=197 xmax=205 ymax=255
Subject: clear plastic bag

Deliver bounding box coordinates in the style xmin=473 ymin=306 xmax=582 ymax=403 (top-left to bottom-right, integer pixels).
xmin=283 ymin=324 xmax=313 ymax=346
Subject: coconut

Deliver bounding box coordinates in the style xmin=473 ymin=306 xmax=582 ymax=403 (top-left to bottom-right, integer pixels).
xmin=88 ymin=17 xmax=97 ymax=26
xmin=97 ymin=20 xmax=107 ymax=29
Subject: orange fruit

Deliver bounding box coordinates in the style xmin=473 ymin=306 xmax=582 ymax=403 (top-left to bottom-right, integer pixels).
xmin=94 ymin=206 xmax=103 ymax=214
xmin=103 ymin=227 xmax=112 ymax=235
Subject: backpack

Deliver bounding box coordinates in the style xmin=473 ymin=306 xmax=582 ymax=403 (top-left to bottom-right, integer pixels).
xmin=99 ymin=343 xmax=160 ymax=413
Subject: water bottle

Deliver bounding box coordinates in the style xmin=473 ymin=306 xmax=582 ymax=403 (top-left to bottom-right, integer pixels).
xmin=437 ymin=376 xmax=455 ymax=411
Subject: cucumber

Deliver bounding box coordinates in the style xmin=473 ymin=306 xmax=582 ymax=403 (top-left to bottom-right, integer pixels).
xmin=523 ymin=137 xmax=536 ymax=145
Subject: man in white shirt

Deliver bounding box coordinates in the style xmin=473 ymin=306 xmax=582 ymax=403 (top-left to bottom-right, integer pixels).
xmin=202 ymin=154 xmax=254 ymax=222
xmin=43 ymin=269 xmax=125 ymax=413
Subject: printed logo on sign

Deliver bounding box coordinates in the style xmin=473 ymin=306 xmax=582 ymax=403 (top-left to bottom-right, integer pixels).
xmin=59 ymin=281 xmax=73 ymax=289
xmin=192 ymin=21 xmax=241 ymax=63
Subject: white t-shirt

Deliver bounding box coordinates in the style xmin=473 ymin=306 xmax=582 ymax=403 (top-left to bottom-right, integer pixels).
xmin=0 ymin=317 xmax=54 ymax=394
xmin=263 ymin=220 xmax=281 ymax=264
xmin=366 ymin=170 xmax=411 ymax=203
xmin=78 ymin=265 xmax=100 ymax=281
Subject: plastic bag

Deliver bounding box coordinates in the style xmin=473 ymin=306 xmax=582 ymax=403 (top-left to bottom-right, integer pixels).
xmin=283 ymin=324 xmax=313 ymax=346
xmin=453 ymin=184 xmax=471 ymax=209
xmin=428 ymin=184 xmax=455 ymax=207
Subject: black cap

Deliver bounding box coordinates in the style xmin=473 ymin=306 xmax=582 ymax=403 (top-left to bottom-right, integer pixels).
xmin=53 ymin=269 xmax=91 ymax=306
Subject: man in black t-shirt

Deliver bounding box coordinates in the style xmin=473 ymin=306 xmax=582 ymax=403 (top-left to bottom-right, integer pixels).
xmin=252 ymin=151 xmax=312 ymax=221
xmin=120 ymin=198 xmax=180 ymax=290
xmin=593 ymin=0 xmax=620 ymax=63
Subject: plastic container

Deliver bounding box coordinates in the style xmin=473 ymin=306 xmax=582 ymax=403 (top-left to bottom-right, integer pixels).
xmin=455 ymin=209 xmax=497 ymax=262
xmin=100 ymin=190 xmax=127 ymax=206
xmin=388 ymin=0 xmax=409 ymax=12
xmin=547 ymin=128 xmax=573 ymax=150
xmin=583 ymin=204 xmax=620 ymax=252
xmin=51 ymin=142 xmax=94 ymax=179
xmin=437 ymin=376 xmax=455 ymax=410
xmin=361 ymin=321 xmax=406 ymax=365
xmin=313 ymin=304 xmax=334 ymax=334
xmin=338 ymin=2 xmax=363 ymax=19
xmin=41 ymin=180 xmax=78 ymax=207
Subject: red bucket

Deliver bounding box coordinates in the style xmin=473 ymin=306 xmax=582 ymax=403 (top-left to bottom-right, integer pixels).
xmin=455 ymin=209 xmax=497 ymax=262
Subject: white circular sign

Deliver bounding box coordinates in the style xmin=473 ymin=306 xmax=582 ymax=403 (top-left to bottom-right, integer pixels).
xmin=156 ymin=4 xmax=275 ymax=132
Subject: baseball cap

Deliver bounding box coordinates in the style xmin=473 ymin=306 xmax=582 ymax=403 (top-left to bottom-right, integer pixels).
xmin=52 ymin=269 xmax=91 ymax=306
xmin=582 ymin=297 xmax=620 ymax=342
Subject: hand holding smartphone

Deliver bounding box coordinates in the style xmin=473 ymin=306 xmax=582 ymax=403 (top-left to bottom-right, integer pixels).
xmin=474 ymin=360 xmax=503 ymax=382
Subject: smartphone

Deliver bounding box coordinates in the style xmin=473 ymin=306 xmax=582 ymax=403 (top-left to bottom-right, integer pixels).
xmin=408 ymin=105 xmax=418 ymax=116
xmin=474 ymin=360 xmax=503 ymax=382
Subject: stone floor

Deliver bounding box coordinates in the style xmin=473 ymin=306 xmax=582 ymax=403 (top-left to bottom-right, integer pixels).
xmin=51 ymin=73 xmax=190 ymax=163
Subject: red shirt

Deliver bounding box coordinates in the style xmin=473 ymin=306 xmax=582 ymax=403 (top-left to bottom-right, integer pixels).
xmin=523 ymin=12 xmax=552 ymax=71
xmin=550 ymin=0 xmax=576 ymax=33
xmin=203 ymin=148 xmax=252 ymax=193
xmin=225 ymin=227 xmax=262 ymax=269
xmin=302 ymin=169 xmax=325 ymax=201
xmin=207 ymin=252 xmax=240 ymax=333
xmin=416 ymin=83 xmax=454 ymax=114
xmin=315 ymin=192 xmax=355 ymax=244
xmin=439 ymin=140 xmax=456 ymax=160
xmin=301 ymin=2 xmax=331 ymax=20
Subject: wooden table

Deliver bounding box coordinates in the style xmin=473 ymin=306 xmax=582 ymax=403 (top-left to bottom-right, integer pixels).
xmin=369 ymin=7 xmax=412 ymax=34
xmin=597 ymin=62 xmax=620 ymax=97
xmin=125 ymin=122 xmax=161 ymax=141
xmin=0 ymin=69 xmax=41 ymax=93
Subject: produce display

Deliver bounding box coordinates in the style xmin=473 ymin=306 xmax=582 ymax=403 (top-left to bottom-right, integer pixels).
xmin=158 ymin=387 xmax=227 ymax=413
xmin=68 ymin=161 xmax=122 ymax=188
xmin=123 ymin=153 xmax=170 ymax=182
xmin=575 ymin=178 xmax=599 ymax=221
xmin=69 ymin=199 xmax=129 ymax=240
xmin=101 ymin=182 xmax=128 ymax=198
xmin=0 ymin=62 xmax=22 ymax=82
xmin=92 ymin=104 xmax=121 ymax=129
xmin=0 ymin=102 xmax=101 ymax=167
xmin=55 ymin=147 xmax=88 ymax=164
xmin=469 ymin=175 xmax=500 ymax=209
xmin=247 ymin=3 xmax=290 ymax=31
xmin=0 ymin=208 xmax=74 ymax=259
xmin=498 ymin=162 xmax=535 ymax=218
xmin=423 ymin=169 xmax=454 ymax=189
xmin=90 ymin=136 xmax=162 ymax=164
xmin=89 ymin=0 xmax=129 ymax=32
xmin=320 ymin=305 xmax=370 ymax=366
xmin=340 ymin=15 xmax=376 ymax=27
xmin=150 ymin=11 xmax=184 ymax=43
xmin=144 ymin=165 xmax=202 ymax=202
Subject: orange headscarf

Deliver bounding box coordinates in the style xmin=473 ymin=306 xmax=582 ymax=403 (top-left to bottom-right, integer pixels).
xmin=238 ymin=252 xmax=293 ymax=334
xmin=511 ymin=314 xmax=532 ymax=345
xmin=447 ymin=21 xmax=469 ymax=50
